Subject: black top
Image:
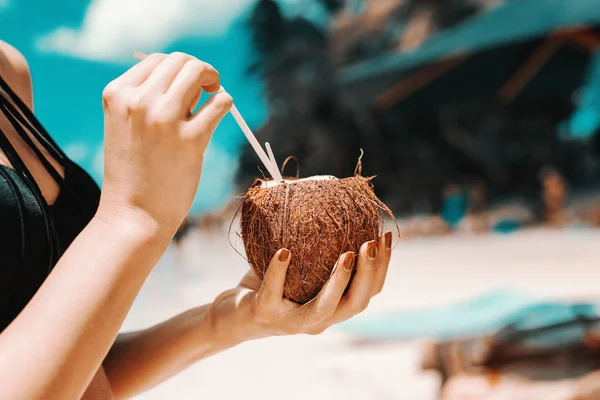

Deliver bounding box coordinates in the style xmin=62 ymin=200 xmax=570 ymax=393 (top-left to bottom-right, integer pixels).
xmin=0 ymin=74 xmax=101 ymax=331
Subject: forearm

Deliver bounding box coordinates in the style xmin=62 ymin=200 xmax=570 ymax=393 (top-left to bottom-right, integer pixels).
xmin=103 ymin=287 xmax=263 ymax=399
xmin=0 ymin=211 xmax=170 ymax=400
xmin=104 ymin=305 xmax=237 ymax=399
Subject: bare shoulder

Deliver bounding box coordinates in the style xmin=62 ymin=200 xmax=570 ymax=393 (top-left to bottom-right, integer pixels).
xmin=0 ymin=41 xmax=33 ymax=109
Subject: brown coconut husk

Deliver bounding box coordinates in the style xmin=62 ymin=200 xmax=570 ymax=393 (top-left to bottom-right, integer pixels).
xmin=239 ymin=173 xmax=397 ymax=304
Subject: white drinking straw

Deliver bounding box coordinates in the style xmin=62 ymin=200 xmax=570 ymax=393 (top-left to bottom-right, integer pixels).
xmin=227 ymin=101 xmax=279 ymax=180
xmin=265 ymin=142 xmax=283 ymax=182
xmin=132 ymin=51 xmax=280 ymax=181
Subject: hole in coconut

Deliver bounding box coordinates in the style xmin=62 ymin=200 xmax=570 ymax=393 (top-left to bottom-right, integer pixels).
xmin=260 ymin=175 xmax=338 ymax=188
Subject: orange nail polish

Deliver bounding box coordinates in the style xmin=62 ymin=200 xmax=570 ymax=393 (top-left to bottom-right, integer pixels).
xmin=343 ymin=252 xmax=355 ymax=271
xmin=279 ymin=249 xmax=290 ymax=262
xmin=367 ymin=241 xmax=377 ymax=260
xmin=384 ymin=231 xmax=392 ymax=250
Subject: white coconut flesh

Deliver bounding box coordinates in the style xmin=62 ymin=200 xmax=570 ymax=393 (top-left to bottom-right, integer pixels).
xmin=260 ymin=175 xmax=338 ymax=188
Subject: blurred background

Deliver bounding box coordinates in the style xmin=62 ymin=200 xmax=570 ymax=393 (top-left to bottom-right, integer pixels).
xmin=2 ymin=0 xmax=600 ymax=398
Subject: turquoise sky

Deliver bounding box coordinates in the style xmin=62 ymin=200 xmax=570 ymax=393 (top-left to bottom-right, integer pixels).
xmin=1 ymin=0 xmax=598 ymax=213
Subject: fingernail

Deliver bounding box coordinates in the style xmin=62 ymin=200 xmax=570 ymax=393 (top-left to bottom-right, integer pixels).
xmin=343 ymin=252 xmax=355 ymax=271
xmin=367 ymin=241 xmax=377 ymax=260
xmin=133 ymin=51 xmax=147 ymax=60
xmin=384 ymin=231 xmax=392 ymax=250
xmin=279 ymin=249 xmax=290 ymax=262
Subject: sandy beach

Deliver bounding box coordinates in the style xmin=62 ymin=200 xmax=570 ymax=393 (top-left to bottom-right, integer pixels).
xmin=124 ymin=226 xmax=600 ymax=400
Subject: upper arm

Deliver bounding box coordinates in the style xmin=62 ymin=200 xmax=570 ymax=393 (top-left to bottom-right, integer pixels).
xmin=0 ymin=41 xmax=33 ymax=110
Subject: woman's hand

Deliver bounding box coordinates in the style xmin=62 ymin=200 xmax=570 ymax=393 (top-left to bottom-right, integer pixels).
xmin=210 ymin=231 xmax=393 ymax=344
xmin=98 ymin=52 xmax=232 ymax=235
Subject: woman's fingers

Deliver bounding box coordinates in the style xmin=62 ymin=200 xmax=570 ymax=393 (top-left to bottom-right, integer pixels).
xmin=372 ymin=231 xmax=392 ymax=296
xmin=183 ymin=91 xmax=232 ymax=144
xmin=114 ymin=53 xmax=167 ymax=87
xmin=257 ymin=249 xmax=291 ymax=309
xmin=336 ymin=240 xmax=378 ymax=318
xmin=249 ymin=237 xmax=394 ymax=336
xmin=302 ymin=241 xmax=380 ymax=333
xmin=141 ymin=52 xmax=193 ymax=93
xmin=300 ymin=252 xmax=355 ymax=326
xmin=167 ymin=59 xmax=220 ymax=114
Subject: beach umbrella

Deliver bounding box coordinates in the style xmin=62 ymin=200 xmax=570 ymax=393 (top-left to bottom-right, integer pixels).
xmin=340 ymin=0 xmax=600 ymax=112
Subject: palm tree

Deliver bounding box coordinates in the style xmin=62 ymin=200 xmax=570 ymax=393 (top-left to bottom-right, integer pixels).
xmin=239 ymin=0 xmax=503 ymax=214
xmin=239 ymin=0 xmax=600 ymax=218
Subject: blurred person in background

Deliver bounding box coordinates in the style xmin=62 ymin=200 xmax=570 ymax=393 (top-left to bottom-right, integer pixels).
xmin=540 ymin=166 xmax=568 ymax=226
xmin=0 ymin=42 xmax=393 ymax=399
xmin=440 ymin=182 xmax=469 ymax=230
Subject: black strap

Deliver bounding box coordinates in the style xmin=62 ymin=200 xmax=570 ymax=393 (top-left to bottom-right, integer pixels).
xmin=0 ymin=75 xmax=59 ymax=271
xmin=0 ymin=101 xmax=63 ymax=183
xmin=0 ymin=124 xmax=58 ymax=270
xmin=0 ymin=91 xmax=64 ymax=167
xmin=0 ymin=74 xmax=66 ymax=162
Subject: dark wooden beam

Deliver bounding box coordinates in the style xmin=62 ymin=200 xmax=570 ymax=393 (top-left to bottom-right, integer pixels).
xmin=497 ymin=37 xmax=562 ymax=105
xmin=375 ymin=55 xmax=468 ymax=110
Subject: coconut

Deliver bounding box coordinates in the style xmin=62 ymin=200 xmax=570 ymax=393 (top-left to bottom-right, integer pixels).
xmin=239 ymin=174 xmax=395 ymax=304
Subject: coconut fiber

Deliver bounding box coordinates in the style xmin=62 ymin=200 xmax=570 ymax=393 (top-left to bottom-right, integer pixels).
xmin=240 ymin=176 xmax=394 ymax=304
